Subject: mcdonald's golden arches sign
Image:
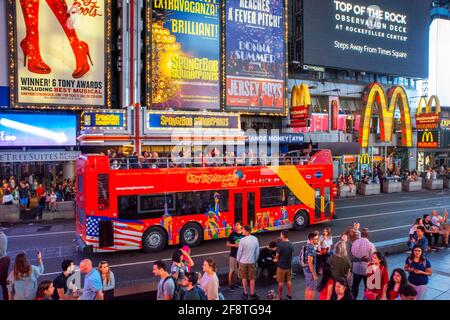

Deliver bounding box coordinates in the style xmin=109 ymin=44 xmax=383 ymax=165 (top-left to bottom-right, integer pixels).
xmin=360 ymin=154 xmax=370 ymax=164
xmin=359 ymin=83 xmax=413 ymax=149
xmin=417 ymin=130 xmax=439 ymax=148
xmin=415 ymin=96 xmax=441 ymax=130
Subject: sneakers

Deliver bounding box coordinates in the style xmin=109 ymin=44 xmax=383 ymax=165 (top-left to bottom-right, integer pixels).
xmin=228 ymin=285 xmax=237 ymax=292
xmin=286 ymin=295 xmax=292 ymax=300
xmin=241 ymin=293 xmax=249 ymax=300
xmin=266 ymin=290 xmax=277 ymax=300
xmin=250 ymin=293 xmax=260 ymax=300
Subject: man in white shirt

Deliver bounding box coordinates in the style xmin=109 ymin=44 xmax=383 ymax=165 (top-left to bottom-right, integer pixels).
xmin=236 ymin=225 xmax=260 ymax=300
xmin=431 ymin=210 xmax=449 ymax=248
xmin=351 ymin=228 xmax=376 ymax=299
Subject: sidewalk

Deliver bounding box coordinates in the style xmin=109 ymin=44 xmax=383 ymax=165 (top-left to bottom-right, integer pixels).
xmin=221 ymin=249 xmax=450 ymax=300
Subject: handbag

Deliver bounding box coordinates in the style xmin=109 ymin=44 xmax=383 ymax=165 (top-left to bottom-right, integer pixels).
xmin=363 ymin=289 xmax=378 ymax=300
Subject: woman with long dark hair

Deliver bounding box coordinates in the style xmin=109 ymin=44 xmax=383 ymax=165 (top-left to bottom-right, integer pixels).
xmin=364 ymin=251 xmax=389 ymax=300
xmin=318 ymin=264 xmax=334 ymax=300
xmin=35 ymin=280 xmax=54 ymax=300
xmin=386 ymin=268 xmax=408 ymax=300
xmin=98 ymin=261 xmax=115 ymax=300
xmin=7 ymin=252 xmax=44 ymax=300
xmin=318 ymin=228 xmax=333 ymax=271
xmin=171 ymin=248 xmax=194 ymax=285
xmin=404 ymin=245 xmax=432 ymax=300
xmin=331 ymin=277 xmax=354 ymax=300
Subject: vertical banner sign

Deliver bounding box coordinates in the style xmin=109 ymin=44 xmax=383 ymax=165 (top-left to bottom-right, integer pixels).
xmin=11 ymin=0 xmax=109 ymax=108
xmin=329 ymin=96 xmax=339 ymax=131
xmin=151 ymin=0 xmax=220 ymax=110
xmin=290 ymin=84 xmax=310 ymax=127
xmin=225 ymin=0 xmax=286 ymax=113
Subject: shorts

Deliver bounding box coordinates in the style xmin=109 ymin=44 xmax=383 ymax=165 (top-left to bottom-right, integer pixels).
xmin=20 ymin=198 xmax=28 ymax=206
xmin=276 ymin=268 xmax=292 ymax=283
xmin=304 ymin=270 xmax=317 ymax=290
xmin=238 ymin=263 xmax=256 ymax=280
xmin=229 ymin=257 xmax=238 ymax=273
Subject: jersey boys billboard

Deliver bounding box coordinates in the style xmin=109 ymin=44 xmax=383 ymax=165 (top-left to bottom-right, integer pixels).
xmin=150 ymin=0 xmax=220 ymax=111
xmin=225 ymin=0 xmax=286 ymax=114
xmin=9 ymin=0 xmax=110 ymax=108
xmin=302 ymin=0 xmax=431 ymax=78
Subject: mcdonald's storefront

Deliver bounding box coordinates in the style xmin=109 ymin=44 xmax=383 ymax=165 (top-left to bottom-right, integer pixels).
xmin=415 ymin=96 xmax=449 ymax=172
xmin=358 ymin=82 xmax=417 ymax=174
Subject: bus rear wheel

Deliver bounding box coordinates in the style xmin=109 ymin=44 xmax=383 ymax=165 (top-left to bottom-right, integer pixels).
xmin=180 ymin=223 xmax=203 ymax=248
xmin=142 ymin=227 xmax=167 ymax=253
xmin=293 ymin=210 xmax=309 ymax=230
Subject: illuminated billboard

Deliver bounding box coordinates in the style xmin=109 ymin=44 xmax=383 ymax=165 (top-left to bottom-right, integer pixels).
xmin=302 ymin=0 xmax=431 ymax=78
xmin=148 ymin=0 xmax=221 ymax=110
xmin=225 ymin=0 xmax=286 ymax=114
xmin=0 ymin=113 xmax=77 ymax=146
xmin=8 ymin=0 xmax=112 ymax=108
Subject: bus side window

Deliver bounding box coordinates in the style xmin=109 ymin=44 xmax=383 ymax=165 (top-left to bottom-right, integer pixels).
xmin=174 ymin=191 xmax=229 ymax=216
xmin=286 ymin=188 xmax=303 ymax=205
xmin=139 ymin=194 xmax=174 ymax=219
xmin=118 ymin=195 xmax=138 ymax=220
xmin=260 ymin=187 xmax=288 ymax=208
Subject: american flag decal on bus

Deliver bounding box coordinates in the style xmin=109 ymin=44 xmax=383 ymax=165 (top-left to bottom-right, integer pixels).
xmin=86 ymin=216 xmax=144 ymax=252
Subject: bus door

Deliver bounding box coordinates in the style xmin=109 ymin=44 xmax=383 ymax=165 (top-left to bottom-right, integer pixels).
xmin=234 ymin=193 xmax=243 ymax=225
xmin=323 ymin=187 xmax=331 ymax=219
xmin=314 ymin=187 xmax=324 ymax=221
xmin=247 ymin=191 xmax=256 ymax=229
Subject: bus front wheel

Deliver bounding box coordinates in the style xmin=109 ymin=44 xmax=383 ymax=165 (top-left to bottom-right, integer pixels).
xmin=142 ymin=227 xmax=167 ymax=253
xmin=293 ymin=211 xmax=309 ymax=230
xmin=180 ymin=223 xmax=203 ymax=248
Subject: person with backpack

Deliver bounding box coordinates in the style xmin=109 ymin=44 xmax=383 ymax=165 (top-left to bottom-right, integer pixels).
xmin=404 ymin=244 xmax=432 ymax=300
xmin=181 ymin=272 xmax=207 ymax=300
xmin=153 ymin=260 xmax=175 ymax=300
xmin=301 ymin=231 xmax=320 ymax=300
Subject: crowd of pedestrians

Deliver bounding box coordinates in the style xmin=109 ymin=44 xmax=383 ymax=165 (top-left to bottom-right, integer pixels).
xmin=0 ymin=210 xmax=447 ymax=301
xmin=0 ymin=230 xmax=115 ymax=300
xmin=0 ymin=174 xmax=76 ymax=220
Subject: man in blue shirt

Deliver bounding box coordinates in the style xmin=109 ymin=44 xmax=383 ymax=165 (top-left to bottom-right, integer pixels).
xmin=79 ymin=259 xmax=103 ymax=300
xmin=303 ymin=231 xmax=320 ymax=300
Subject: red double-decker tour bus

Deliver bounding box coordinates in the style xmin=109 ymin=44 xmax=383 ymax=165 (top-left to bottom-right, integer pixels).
xmin=75 ymin=150 xmax=336 ymax=253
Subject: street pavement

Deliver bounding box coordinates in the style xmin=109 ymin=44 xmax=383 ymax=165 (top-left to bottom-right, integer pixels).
xmin=1 ymin=189 xmax=450 ymax=298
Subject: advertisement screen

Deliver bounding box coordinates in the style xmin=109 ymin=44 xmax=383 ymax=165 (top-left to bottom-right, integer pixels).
xmin=0 ymin=3 xmax=8 ymax=107
xmin=147 ymin=112 xmax=240 ymax=129
xmin=0 ymin=113 xmax=77 ymax=146
xmin=302 ymin=0 xmax=431 ymax=78
xmin=225 ymin=0 xmax=286 ymax=113
xmin=429 ymin=19 xmax=450 ymax=107
xmin=12 ymin=0 xmax=108 ymax=107
xmin=151 ymin=0 xmax=220 ymax=110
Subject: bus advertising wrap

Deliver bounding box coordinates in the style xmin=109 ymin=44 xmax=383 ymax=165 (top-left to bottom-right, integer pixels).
xmin=225 ymin=0 xmax=286 ymax=113
xmin=9 ymin=0 xmax=111 ymax=108
xmin=150 ymin=0 xmax=220 ymax=110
